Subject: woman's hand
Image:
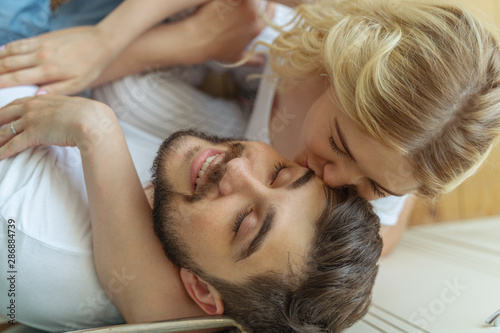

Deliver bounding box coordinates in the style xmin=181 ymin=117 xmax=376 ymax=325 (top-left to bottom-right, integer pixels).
xmin=0 ymin=95 xmax=117 ymax=160
xmin=0 ymin=26 xmax=118 ymax=95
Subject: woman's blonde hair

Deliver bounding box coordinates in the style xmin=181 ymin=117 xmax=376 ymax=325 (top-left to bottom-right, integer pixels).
xmin=266 ymin=0 xmax=500 ymax=198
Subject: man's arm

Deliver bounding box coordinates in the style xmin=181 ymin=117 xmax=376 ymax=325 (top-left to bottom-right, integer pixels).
xmin=74 ymin=103 xmax=208 ymax=322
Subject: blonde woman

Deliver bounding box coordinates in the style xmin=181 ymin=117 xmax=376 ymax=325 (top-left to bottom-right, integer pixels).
xmin=251 ymin=0 xmax=500 ymax=252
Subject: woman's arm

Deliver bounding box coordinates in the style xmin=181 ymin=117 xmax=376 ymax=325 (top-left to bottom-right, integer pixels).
xmin=97 ymin=0 xmax=208 ymax=52
xmin=0 ymin=0 xmax=208 ymax=95
xmin=93 ymin=0 xmax=270 ymax=87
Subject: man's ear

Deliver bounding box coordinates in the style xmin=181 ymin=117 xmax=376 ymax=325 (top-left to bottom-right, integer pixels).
xmin=179 ymin=268 xmax=224 ymax=315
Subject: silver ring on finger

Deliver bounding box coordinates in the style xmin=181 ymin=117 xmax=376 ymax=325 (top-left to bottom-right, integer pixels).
xmin=10 ymin=121 xmax=17 ymax=135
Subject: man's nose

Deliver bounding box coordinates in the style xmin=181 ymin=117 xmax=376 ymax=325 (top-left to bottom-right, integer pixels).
xmin=218 ymin=157 xmax=262 ymax=196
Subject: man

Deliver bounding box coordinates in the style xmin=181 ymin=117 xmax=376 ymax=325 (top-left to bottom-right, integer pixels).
xmin=0 ymin=95 xmax=381 ymax=332
xmin=149 ymin=130 xmax=383 ymax=332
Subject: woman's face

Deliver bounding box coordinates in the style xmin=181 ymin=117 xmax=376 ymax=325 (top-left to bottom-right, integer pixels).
xmin=294 ymin=87 xmax=417 ymax=201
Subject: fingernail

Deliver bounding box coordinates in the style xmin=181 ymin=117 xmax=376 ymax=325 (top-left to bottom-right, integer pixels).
xmin=36 ymin=90 xmax=48 ymax=95
xmin=0 ymin=45 xmax=5 ymax=51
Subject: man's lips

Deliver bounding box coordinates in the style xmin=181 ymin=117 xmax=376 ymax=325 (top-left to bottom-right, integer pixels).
xmin=190 ymin=148 xmax=225 ymax=192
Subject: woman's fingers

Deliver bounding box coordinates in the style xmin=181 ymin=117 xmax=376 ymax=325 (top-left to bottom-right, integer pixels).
xmin=0 ymin=53 xmax=39 ymax=74
xmin=0 ymin=39 xmax=38 ymax=58
xmin=0 ymin=42 xmax=46 ymax=87
xmin=0 ymin=116 xmax=24 ymax=147
xmin=38 ymin=78 xmax=82 ymax=96
xmin=0 ymin=132 xmax=29 ymax=160
xmin=0 ymin=65 xmax=59 ymax=88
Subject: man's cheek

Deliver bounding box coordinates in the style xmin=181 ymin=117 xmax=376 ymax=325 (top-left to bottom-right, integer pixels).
xmin=190 ymin=240 xmax=227 ymax=273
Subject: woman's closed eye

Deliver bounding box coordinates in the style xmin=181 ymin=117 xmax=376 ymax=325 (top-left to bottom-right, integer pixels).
xmin=329 ymin=135 xmax=387 ymax=198
xmin=369 ymin=180 xmax=386 ymax=197
xmin=328 ymin=136 xmax=350 ymax=159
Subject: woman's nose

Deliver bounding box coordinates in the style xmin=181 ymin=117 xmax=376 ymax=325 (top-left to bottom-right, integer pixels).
xmin=322 ymin=161 xmax=380 ymax=200
xmin=306 ymin=154 xmax=359 ymax=188
xmin=322 ymin=161 xmax=359 ymax=188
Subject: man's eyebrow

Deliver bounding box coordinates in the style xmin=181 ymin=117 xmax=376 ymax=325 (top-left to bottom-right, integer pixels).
xmin=335 ymin=119 xmax=355 ymax=161
xmin=233 ymin=169 xmax=314 ymax=262
xmin=287 ymin=168 xmax=315 ymax=190
xmin=235 ymin=206 xmax=276 ymax=262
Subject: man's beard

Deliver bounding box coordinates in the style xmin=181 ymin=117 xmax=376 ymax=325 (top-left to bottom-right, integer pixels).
xmin=150 ymin=129 xmax=245 ymax=272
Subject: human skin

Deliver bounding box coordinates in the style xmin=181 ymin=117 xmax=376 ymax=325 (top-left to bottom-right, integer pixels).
xmin=271 ymin=77 xmax=416 ymax=199
xmin=152 ymin=132 xmax=325 ymax=282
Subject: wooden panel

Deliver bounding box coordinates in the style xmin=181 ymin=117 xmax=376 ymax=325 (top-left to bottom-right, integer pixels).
xmin=410 ymin=142 xmax=500 ymax=225
xmin=466 ymin=0 xmax=500 ymax=26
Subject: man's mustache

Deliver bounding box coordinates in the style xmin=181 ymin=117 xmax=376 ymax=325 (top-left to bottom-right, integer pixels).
xmin=183 ymin=142 xmax=245 ymax=203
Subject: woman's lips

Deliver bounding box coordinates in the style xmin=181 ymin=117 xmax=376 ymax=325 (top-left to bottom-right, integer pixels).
xmin=190 ymin=148 xmax=225 ymax=192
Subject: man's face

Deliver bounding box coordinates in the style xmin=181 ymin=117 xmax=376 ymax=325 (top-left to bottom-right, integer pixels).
xmin=152 ymin=131 xmax=326 ymax=282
